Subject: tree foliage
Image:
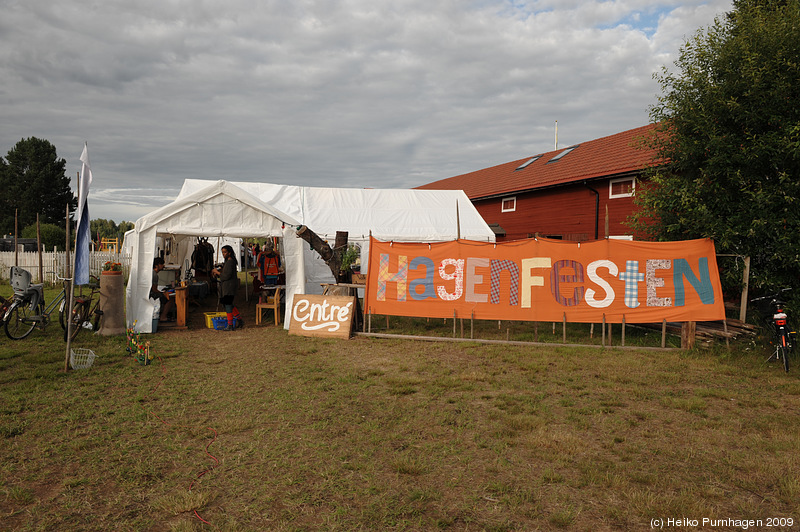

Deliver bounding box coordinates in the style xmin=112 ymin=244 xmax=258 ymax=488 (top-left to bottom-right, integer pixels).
xmin=20 ymin=223 xmax=68 ymax=252
xmin=0 ymin=138 xmax=76 ymax=235
xmin=632 ymin=0 xmax=800 ymax=294
xmin=90 ymin=218 xmax=135 ymax=244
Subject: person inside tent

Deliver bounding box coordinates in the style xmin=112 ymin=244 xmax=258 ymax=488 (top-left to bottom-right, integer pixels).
xmin=211 ymin=245 xmax=243 ymax=331
xmin=256 ymin=240 xmax=282 ymax=288
xmin=151 ymin=257 xmax=176 ymax=322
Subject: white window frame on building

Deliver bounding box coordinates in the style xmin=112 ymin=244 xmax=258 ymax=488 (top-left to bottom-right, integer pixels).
xmin=609 ymin=177 xmax=635 ymax=199
xmin=501 ymin=196 xmax=516 ymax=212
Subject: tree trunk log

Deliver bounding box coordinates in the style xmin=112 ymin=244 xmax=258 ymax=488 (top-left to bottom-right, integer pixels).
xmin=296 ymin=226 xmax=347 ymax=278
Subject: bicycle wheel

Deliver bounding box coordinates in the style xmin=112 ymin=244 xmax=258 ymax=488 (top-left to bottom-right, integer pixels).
xmin=91 ymin=304 xmax=103 ymax=332
xmin=5 ymin=302 xmax=38 ymax=340
xmin=65 ymin=301 xmax=89 ymax=342
xmin=779 ymin=332 xmax=790 ymax=373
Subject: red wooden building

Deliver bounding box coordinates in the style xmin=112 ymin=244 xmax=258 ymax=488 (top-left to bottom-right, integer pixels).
xmin=417 ymin=124 xmax=659 ymax=242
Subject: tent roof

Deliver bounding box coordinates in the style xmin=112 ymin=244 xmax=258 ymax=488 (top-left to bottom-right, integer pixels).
xmin=136 ymin=180 xmax=299 ymax=238
xmin=177 ymin=179 xmax=495 ymax=242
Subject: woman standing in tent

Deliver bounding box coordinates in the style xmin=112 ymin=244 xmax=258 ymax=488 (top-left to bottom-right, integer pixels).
xmin=212 ymin=245 xmax=243 ymax=331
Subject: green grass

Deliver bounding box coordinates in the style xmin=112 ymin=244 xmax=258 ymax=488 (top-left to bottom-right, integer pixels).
xmin=0 ymin=283 xmax=799 ymax=530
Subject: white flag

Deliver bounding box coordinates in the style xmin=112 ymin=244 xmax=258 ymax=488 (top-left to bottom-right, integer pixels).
xmin=74 ymin=143 xmax=92 ymax=286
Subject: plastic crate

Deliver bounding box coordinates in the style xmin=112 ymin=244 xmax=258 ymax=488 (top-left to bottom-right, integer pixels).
xmin=212 ymin=316 xmax=239 ymax=330
xmin=204 ymin=312 xmax=227 ymax=328
xmin=70 ymin=348 xmax=97 ymax=370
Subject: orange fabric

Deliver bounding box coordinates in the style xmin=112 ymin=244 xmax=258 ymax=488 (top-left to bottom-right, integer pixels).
xmin=366 ymin=237 xmax=725 ymax=324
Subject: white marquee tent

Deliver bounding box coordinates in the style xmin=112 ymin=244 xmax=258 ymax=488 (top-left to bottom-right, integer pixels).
xmin=126 ymin=179 xmax=495 ymax=332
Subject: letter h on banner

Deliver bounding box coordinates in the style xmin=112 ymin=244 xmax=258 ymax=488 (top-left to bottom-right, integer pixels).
xmin=377 ymin=254 xmax=408 ymax=301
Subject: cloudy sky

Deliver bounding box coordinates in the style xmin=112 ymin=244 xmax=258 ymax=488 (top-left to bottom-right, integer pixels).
xmin=1 ymin=0 xmax=732 ymax=223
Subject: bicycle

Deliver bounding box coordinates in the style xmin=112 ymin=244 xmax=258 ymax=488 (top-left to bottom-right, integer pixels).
xmin=3 ymin=267 xmax=71 ymax=340
xmin=752 ymin=288 xmax=795 ymax=373
xmin=64 ymin=275 xmax=103 ymax=341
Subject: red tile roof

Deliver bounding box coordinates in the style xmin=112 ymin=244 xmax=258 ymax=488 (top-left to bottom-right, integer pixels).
xmin=417 ymin=123 xmax=660 ymax=199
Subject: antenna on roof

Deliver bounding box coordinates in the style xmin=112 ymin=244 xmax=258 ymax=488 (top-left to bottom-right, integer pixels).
xmin=555 ymin=120 xmax=558 ymax=150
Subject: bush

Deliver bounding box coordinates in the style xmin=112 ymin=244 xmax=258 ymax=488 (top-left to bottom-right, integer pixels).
xmin=21 ymin=223 xmax=67 ymax=251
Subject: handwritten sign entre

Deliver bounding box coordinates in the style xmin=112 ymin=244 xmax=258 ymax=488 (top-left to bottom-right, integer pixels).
xmin=289 ymin=294 xmax=356 ymax=339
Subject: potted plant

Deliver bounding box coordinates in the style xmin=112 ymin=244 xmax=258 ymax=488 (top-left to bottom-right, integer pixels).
xmin=102 ymin=261 xmax=123 ymax=274
xmin=338 ymin=245 xmax=360 ymax=283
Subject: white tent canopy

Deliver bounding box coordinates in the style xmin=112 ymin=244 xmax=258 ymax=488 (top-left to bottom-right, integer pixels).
xmin=126 ymin=181 xmax=303 ymax=332
xmin=126 ymin=179 xmax=495 ymax=332
xmin=177 ymin=179 xmax=495 ymax=243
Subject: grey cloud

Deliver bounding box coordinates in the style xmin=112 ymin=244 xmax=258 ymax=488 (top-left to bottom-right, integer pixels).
xmin=0 ymin=0 xmax=733 ymax=221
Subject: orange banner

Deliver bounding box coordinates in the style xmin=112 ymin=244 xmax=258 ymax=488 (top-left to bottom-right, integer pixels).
xmin=366 ymin=237 xmax=725 ymax=324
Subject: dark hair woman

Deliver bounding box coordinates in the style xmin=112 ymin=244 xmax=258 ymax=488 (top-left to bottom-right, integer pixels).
xmin=211 ymin=244 xmax=243 ymax=330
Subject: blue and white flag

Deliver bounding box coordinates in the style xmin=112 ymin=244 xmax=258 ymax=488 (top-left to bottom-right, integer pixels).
xmin=74 ymin=143 xmax=93 ymax=286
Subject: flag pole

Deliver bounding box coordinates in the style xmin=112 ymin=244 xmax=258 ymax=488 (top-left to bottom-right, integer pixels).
xmin=64 ymin=201 xmax=75 ymax=372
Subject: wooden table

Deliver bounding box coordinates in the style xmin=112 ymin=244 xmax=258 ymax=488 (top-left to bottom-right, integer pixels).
xmin=321 ymin=283 xmax=363 ymax=296
xmin=159 ymin=286 xmax=188 ymax=330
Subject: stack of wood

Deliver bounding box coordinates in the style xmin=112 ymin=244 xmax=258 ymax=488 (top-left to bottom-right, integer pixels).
xmin=656 ymin=319 xmax=757 ymax=346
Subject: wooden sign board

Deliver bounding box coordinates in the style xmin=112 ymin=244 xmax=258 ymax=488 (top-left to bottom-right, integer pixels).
xmin=351 ymin=273 xmax=367 ymax=285
xmin=289 ymin=294 xmax=357 ymax=339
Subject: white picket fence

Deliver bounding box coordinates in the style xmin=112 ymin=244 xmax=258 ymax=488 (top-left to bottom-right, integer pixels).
xmin=0 ymin=251 xmax=132 ymax=284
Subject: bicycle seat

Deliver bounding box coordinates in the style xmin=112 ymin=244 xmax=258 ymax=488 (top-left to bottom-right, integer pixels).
xmin=10 ymin=266 xmax=43 ymax=307
xmin=10 ymin=266 xmax=32 ymax=295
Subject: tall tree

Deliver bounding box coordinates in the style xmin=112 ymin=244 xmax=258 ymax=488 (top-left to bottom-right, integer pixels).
xmin=632 ymin=0 xmax=800 ymax=293
xmin=0 ymin=138 xmax=76 ymax=235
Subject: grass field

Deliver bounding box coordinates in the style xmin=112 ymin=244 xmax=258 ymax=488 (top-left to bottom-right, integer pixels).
xmin=1 ymin=285 xmax=799 ymax=531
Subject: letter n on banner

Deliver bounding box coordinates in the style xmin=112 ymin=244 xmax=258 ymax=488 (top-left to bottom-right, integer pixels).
xmin=377 ymin=254 xmax=408 ymax=301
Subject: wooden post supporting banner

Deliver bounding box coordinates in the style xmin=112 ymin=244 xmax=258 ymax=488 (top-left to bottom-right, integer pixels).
xmin=602 ymin=314 xmax=606 ymax=347
xmin=562 ymin=313 xmax=566 ymax=343
xmin=621 ymin=315 xmax=626 ymax=347
xmin=661 ymin=319 xmax=667 ymax=348
xmin=470 ymin=311 xmax=474 ymax=339
xmin=723 ymin=320 xmax=730 ymax=349
xmin=681 ymin=322 xmax=696 ymax=350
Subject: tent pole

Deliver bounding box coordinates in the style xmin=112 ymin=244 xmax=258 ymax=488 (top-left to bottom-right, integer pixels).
xmin=456 ymin=200 xmax=461 ymax=240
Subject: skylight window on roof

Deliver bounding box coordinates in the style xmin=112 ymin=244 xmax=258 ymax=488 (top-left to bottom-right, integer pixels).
xmin=515 ymin=155 xmax=541 ymax=171
xmin=546 ymin=145 xmax=579 ymax=163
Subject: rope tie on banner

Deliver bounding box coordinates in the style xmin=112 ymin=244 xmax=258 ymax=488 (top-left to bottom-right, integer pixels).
xmin=136 ymin=352 xmax=220 ymax=526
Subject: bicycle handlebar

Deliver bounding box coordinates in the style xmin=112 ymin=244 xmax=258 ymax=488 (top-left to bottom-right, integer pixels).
xmin=46 ymin=271 xmax=73 ymax=282
xmin=751 ymin=287 xmax=792 ymax=303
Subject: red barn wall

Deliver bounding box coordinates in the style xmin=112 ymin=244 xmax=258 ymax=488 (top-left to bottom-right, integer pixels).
xmin=475 ymin=179 xmax=638 ymax=242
